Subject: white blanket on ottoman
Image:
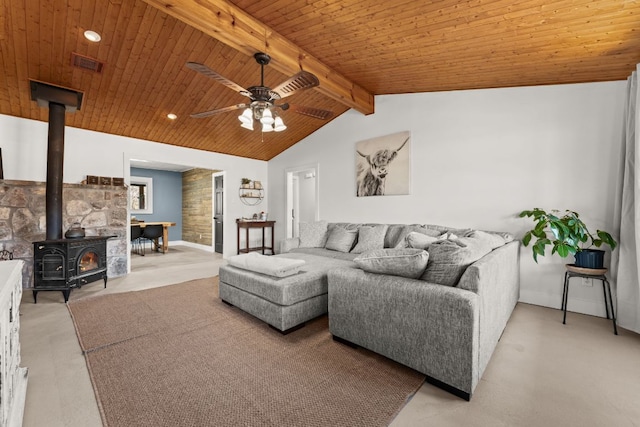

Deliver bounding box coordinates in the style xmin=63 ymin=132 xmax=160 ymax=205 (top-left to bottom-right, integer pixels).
xmin=227 ymin=252 xmax=306 ymax=277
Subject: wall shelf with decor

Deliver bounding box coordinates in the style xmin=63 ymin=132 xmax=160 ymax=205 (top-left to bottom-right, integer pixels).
xmin=239 ymin=187 xmax=264 ymax=206
xmin=239 ymin=179 xmax=263 ymax=206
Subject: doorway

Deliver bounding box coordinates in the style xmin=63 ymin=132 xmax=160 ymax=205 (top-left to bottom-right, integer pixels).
xmin=286 ymin=164 xmax=320 ymax=238
xmin=213 ymin=173 xmax=224 ymax=254
xmin=125 ymin=155 xmax=223 ymax=274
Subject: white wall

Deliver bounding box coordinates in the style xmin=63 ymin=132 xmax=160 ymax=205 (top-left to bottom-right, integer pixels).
xmin=0 ymin=114 xmax=267 ymax=258
xmin=296 ymin=170 xmax=316 ymax=223
xmin=268 ymin=81 xmax=626 ymax=316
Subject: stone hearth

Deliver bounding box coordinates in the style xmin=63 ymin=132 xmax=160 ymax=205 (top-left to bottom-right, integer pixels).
xmin=0 ymin=179 xmax=127 ymax=288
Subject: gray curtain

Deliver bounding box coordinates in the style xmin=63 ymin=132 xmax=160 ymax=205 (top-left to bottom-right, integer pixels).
xmin=616 ymin=64 xmax=640 ymax=334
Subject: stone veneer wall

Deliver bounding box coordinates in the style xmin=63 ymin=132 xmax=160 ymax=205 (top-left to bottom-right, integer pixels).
xmin=182 ymin=169 xmax=215 ymax=246
xmin=0 ymin=180 xmax=128 ymax=288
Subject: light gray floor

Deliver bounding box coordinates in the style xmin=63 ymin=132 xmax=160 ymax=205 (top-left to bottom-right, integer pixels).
xmin=19 ymin=248 xmax=640 ymax=427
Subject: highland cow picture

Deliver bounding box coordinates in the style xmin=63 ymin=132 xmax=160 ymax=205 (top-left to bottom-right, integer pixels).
xmin=356 ymin=131 xmax=411 ymax=197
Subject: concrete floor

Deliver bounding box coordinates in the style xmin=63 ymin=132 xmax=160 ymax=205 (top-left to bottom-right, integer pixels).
xmin=20 ymin=245 xmax=224 ymax=427
xmin=19 ymin=247 xmax=640 ymax=427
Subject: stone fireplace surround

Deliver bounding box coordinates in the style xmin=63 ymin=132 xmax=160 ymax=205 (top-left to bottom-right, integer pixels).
xmin=0 ymin=179 xmax=127 ymax=288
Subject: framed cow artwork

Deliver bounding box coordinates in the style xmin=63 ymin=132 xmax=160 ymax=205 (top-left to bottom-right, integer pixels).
xmin=355 ymin=131 xmax=411 ymax=197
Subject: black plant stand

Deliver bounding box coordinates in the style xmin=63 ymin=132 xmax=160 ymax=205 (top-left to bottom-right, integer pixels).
xmin=562 ymin=265 xmax=617 ymax=335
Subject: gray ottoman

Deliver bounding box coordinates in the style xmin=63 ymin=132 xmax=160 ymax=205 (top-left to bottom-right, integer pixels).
xmin=219 ymin=253 xmax=356 ymax=333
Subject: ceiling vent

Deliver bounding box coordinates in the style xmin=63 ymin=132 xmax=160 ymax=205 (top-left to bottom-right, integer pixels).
xmin=71 ymin=52 xmax=104 ymax=73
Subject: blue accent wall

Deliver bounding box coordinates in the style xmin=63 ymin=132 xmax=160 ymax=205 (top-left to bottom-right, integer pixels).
xmin=131 ymin=167 xmax=182 ymax=240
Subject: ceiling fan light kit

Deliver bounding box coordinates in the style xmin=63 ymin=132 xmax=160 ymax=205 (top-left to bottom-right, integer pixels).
xmin=260 ymin=108 xmax=274 ymax=125
xmin=273 ymin=116 xmax=287 ymax=132
xmin=238 ymin=108 xmax=253 ymax=125
xmin=187 ymin=52 xmax=332 ymax=133
xmin=238 ymin=102 xmax=285 ymax=132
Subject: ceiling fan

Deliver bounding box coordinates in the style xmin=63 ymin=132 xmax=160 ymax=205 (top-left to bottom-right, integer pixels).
xmin=186 ymin=52 xmax=333 ymax=132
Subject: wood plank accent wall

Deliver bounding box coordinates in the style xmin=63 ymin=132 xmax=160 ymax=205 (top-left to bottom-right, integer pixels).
xmin=182 ymin=169 xmax=216 ymax=246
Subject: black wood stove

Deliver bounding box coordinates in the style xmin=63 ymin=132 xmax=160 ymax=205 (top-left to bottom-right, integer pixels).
xmin=29 ymin=80 xmax=115 ymax=303
xmin=32 ymin=235 xmax=114 ymax=303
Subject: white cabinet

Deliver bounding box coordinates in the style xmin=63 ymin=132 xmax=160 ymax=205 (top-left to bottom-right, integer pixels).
xmin=0 ymin=260 xmax=28 ymax=427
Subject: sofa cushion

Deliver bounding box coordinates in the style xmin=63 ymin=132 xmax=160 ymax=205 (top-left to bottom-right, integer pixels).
xmin=420 ymin=235 xmax=494 ymax=286
xmin=351 ymin=224 xmax=389 ymax=253
xmin=299 ymin=220 xmax=329 ymax=247
xmin=354 ymin=248 xmax=429 ymax=279
xmin=325 ymin=226 xmax=358 ymax=252
xmin=291 ymin=247 xmax=358 ymax=261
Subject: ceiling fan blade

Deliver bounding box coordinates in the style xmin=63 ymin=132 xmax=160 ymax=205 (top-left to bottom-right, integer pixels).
xmin=186 ymin=62 xmax=252 ymax=97
xmin=291 ymin=105 xmax=333 ymax=120
xmin=190 ymin=104 xmax=247 ymax=119
xmin=272 ymin=71 xmax=319 ymax=99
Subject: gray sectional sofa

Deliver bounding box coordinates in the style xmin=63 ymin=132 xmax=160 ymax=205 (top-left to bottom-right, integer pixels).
xmin=219 ymin=221 xmax=520 ymax=400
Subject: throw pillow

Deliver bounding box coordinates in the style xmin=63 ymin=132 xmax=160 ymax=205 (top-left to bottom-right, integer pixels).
xmin=351 ymin=224 xmax=389 ymax=253
xmin=446 ymin=227 xmax=475 ymax=238
xmin=384 ymin=224 xmax=407 ymax=248
xmin=354 ymin=248 xmax=429 ymax=279
xmin=227 ymin=253 xmax=306 ymax=278
xmin=299 ymin=220 xmax=329 ymax=248
xmin=465 ymin=230 xmax=507 ymax=249
xmin=420 ymin=236 xmax=494 ymax=286
xmin=394 ymin=225 xmax=444 ymax=248
xmin=325 ymin=226 xmax=358 ymax=252
xmin=405 ymin=232 xmax=447 ymax=250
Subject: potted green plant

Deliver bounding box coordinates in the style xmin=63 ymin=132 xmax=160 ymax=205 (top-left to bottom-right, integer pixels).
xmin=241 ymin=178 xmax=251 ymax=188
xmin=519 ymin=208 xmax=617 ymax=269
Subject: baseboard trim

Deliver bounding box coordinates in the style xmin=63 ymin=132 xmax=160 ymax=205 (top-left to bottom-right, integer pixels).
xmin=169 ymin=240 xmax=216 ymax=253
xmin=520 ymin=288 xmax=611 ymax=318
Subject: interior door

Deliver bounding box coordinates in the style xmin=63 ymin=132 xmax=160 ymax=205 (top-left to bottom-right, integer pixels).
xmin=292 ymin=175 xmax=300 ymax=237
xmin=286 ymin=164 xmax=319 ymax=239
xmin=214 ymin=175 xmax=224 ymax=253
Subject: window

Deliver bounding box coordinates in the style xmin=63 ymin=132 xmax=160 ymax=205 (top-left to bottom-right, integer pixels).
xmin=130 ymin=176 xmax=153 ymax=214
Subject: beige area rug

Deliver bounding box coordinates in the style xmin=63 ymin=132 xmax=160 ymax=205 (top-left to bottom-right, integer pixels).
xmin=67 ymin=277 xmax=425 ymax=427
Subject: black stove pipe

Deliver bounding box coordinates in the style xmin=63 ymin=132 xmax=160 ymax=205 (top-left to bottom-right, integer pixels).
xmin=29 ymin=80 xmax=83 ymax=241
xmin=45 ymin=102 xmax=66 ymax=241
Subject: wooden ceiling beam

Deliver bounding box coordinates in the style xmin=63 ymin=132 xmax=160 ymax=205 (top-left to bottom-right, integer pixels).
xmin=140 ymin=0 xmax=374 ymax=115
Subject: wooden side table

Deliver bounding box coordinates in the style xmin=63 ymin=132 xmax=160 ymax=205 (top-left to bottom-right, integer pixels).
xmin=236 ymin=219 xmax=275 ymax=255
xmin=562 ymin=264 xmax=617 ymax=335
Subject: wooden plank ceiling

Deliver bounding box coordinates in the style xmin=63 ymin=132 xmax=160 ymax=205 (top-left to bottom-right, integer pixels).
xmin=1 ymin=0 xmax=639 ymax=161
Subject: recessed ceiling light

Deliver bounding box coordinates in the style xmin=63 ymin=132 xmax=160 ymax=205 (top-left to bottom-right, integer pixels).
xmin=84 ymin=30 xmax=101 ymax=42
xmin=167 ymin=113 xmax=177 ymax=120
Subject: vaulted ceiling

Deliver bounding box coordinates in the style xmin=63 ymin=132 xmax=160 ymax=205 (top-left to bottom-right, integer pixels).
xmin=1 ymin=0 xmax=639 ymax=160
